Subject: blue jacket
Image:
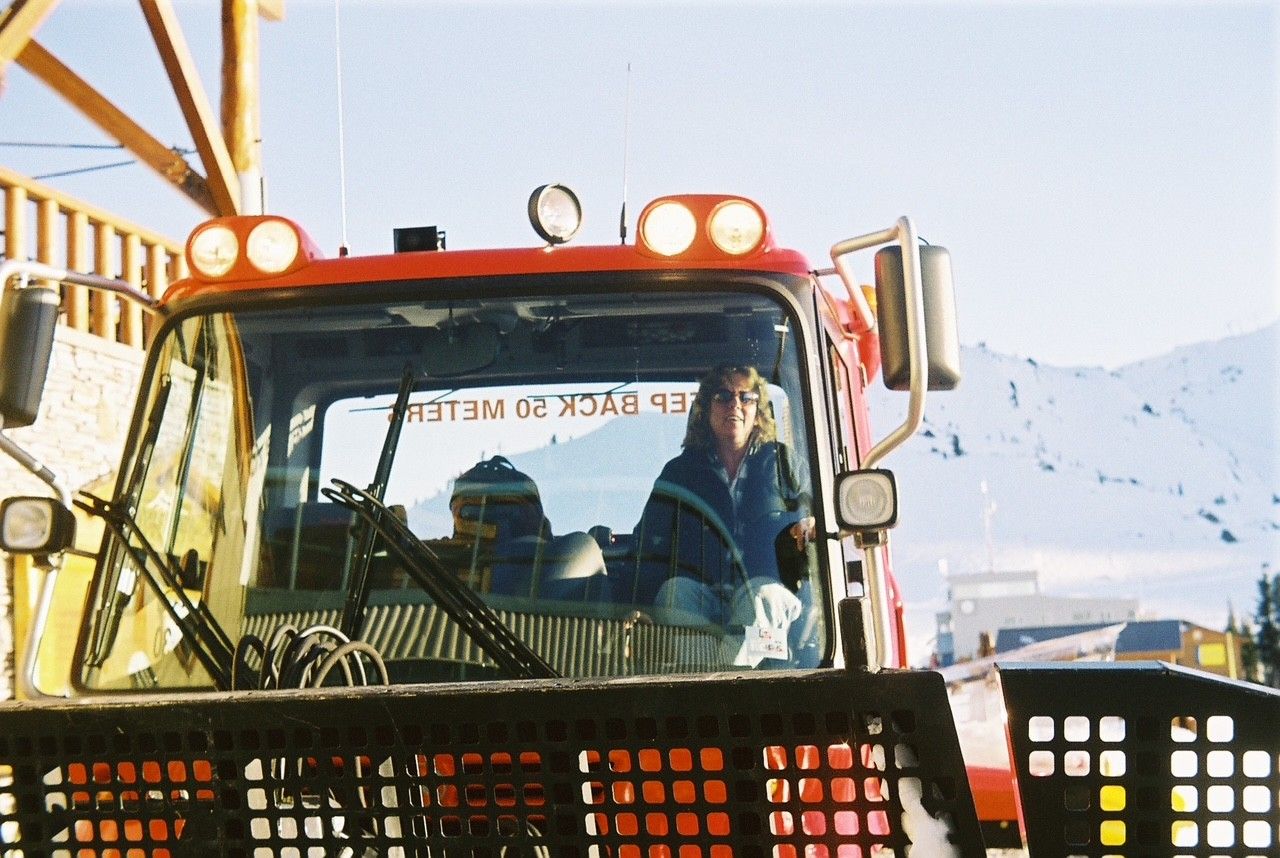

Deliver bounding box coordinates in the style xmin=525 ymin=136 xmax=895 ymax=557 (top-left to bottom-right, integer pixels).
xmin=632 ymin=441 xmax=809 ymax=599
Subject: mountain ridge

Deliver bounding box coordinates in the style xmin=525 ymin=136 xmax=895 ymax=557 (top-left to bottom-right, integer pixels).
xmin=869 ymin=321 xmax=1277 ymax=658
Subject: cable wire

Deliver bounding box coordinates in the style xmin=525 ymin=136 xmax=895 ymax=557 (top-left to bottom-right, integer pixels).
xmin=332 ymin=0 xmax=351 ymax=255
xmin=232 ymin=623 xmax=388 ymax=690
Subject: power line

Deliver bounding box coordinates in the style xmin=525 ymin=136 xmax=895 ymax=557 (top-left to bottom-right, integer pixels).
xmin=0 ymin=141 xmax=126 ymax=150
xmin=34 ymin=159 xmax=138 ymax=180
xmin=5 ymin=142 xmax=198 ymax=181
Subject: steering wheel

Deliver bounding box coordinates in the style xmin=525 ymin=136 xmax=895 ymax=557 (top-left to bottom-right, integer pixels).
xmin=634 ymin=481 xmax=751 ymax=586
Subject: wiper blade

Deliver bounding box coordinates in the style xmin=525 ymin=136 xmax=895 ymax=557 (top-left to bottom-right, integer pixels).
xmin=340 ymin=364 xmax=415 ymax=638
xmin=89 ymin=376 xmax=172 ymax=666
xmin=76 ymin=493 xmax=236 ymax=690
xmin=323 ymin=479 xmax=558 ymax=680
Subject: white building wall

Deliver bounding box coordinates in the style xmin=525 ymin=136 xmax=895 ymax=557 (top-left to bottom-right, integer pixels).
xmin=0 ymin=327 xmax=145 ymax=697
xmin=949 ymin=592 xmax=1139 ymax=662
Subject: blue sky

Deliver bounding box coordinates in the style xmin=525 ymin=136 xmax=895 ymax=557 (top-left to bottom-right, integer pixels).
xmin=1 ymin=1 xmax=1276 ymax=367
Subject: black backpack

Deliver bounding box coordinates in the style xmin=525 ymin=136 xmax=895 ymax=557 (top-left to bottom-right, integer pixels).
xmin=449 ymin=456 xmax=550 ymax=541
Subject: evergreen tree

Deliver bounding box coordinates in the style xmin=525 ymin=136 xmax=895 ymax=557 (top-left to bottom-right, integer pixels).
xmin=1254 ymin=572 xmax=1280 ymax=687
xmin=1238 ymin=618 xmax=1260 ymax=683
xmin=1227 ymin=606 xmax=1260 ymax=682
xmin=1271 ymin=573 xmax=1280 ymax=686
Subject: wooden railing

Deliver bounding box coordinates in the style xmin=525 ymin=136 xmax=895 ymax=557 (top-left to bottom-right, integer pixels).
xmin=0 ymin=165 xmax=186 ymax=349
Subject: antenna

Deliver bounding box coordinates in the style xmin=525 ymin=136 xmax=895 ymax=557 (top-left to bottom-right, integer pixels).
xmin=332 ymin=0 xmax=351 ymax=257
xmin=980 ymin=480 xmax=997 ymax=572
xmin=619 ymin=63 xmax=632 ymax=245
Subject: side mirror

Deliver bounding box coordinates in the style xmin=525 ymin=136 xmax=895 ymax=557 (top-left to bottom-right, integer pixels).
xmin=0 ymin=496 xmax=76 ymax=555
xmin=0 ymin=287 xmax=60 ymax=428
xmin=873 ymin=245 xmax=961 ymax=392
xmin=834 ymin=469 xmax=898 ymax=534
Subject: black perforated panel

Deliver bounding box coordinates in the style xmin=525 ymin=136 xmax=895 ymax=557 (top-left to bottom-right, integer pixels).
xmin=0 ymin=669 xmax=983 ymax=856
xmin=999 ymin=661 xmax=1280 ymax=858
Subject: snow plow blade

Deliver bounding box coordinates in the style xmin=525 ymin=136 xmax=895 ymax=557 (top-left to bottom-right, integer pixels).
xmin=999 ymin=661 xmax=1280 ymax=856
xmin=0 ymin=669 xmax=985 ymax=855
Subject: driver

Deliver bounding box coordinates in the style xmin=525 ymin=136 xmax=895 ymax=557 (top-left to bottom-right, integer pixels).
xmin=636 ymin=364 xmax=815 ymax=662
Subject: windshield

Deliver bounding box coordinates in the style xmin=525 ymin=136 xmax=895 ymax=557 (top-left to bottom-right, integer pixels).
xmin=78 ymin=282 xmax=827 ymax=691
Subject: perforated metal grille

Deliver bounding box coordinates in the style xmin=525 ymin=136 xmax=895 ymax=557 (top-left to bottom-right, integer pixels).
xmin=0 ymin=669 xmax=983 ymax=856
xmin=999 ymin=661 xmax=1280 ymax=858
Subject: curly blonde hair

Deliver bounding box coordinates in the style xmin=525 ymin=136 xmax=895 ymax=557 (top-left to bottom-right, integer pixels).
xmin=682 ymin=364 xmax=776 ymax=450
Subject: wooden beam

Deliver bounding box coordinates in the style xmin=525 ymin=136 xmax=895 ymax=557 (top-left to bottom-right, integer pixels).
xmin=258 ymin=0 xmax=283 ymax=23
xmin=92 ymin=221 xmax=116 ymax=339
xmin=138 ymin=0 xmax=240 ymax=216
xmin=65 ymin=209 xmax=89 ymax=330
xmin=223 ymin=0 xmax=262 ymax=212
xmin=0 ymin=0 xmax=61 ymax=64
xmin=4 ymin=183 xmax=28 ymax=260
xmin=14 ymin=40 xmax=219 ymax=215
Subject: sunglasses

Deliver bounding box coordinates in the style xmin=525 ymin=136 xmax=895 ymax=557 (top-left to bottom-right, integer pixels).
xmin=710 ymin=388 xmax=761 ymax=405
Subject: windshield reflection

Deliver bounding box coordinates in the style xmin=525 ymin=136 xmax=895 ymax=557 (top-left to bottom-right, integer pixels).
xmin=80 ymin=286 xmax=827 ymax=691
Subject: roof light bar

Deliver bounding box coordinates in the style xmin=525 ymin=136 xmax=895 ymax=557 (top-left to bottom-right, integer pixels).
xmin=636 ymin=195 xmax=772 ymax=259
xmin=184 ymin=216 xmax=321 ymax=282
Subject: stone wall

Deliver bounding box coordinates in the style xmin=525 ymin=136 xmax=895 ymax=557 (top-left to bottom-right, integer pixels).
xmin=0 ymin=327 xmax=145 ymax=696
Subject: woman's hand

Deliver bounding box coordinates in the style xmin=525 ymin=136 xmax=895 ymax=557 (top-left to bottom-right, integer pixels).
xmin=752 ymin=581 xmax=803 ymax=629
xmin=789 ymin=516 xmax=817 ymax=551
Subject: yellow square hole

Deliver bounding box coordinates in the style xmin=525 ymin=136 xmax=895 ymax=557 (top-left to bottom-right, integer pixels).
xmin=1100 ymin=819 xmax=1126 ymax=846
xmin=1099 ymin=785 xmax=1126 ymax=811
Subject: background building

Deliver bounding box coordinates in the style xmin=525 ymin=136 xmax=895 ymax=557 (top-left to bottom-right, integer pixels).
xmin=935 ymin=570 xmax=1138 ymax=665
xmin=996 ymin=618 xmax=1244 ymax=679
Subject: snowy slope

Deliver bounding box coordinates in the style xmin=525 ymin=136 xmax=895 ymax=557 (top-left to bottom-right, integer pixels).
xmin=869 ymin=322 xmax=1278 ymax=660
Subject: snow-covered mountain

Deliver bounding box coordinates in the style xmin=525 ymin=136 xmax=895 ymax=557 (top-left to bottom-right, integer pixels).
xmin=869 ymin=322 xmax=1278 ymax=660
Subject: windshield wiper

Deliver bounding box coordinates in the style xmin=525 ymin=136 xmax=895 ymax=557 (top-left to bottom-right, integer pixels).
xmin=323 ymin=479 xmax=558 ymax=680
xmin=87 ymin=376 xmax=172 ymax=667
xmin=340 ymin=364 xmax=414 ymax=638
xmin=77 ymin=493 xmax=237 ymax=690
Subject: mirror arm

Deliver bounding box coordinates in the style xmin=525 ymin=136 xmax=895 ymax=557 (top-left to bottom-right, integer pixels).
xmin=829 ymin=217 xmax=927 ymax=673
xmin=0 ymin=259 xmax=165 ymax=314
xmin=828 ymin=226 xmax=898 ymax=336
xmin=0 ymin=431 xmax=71 ymax=700
xmin=833 ymin=217 xmax=927 ymax=469
xmin=0 ymin=431 xmax=70 ymax=507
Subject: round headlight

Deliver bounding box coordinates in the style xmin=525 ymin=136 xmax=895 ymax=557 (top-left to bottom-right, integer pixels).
xmin=246 ymin=220 xmax=301 ymax=274
xmin=528 ymin=184 xmax=582 ymax=245
xmin=639 ymin=201 xmax=697 ymax=256
xmin=189 ymin=224 xmax=238 ymax=277
xmin=708 ymin=200 xmax=765 ymax=255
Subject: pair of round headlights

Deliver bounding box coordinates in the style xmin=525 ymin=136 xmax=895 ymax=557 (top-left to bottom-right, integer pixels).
xmin=189 ymin=219 xmax=301 ymax=278
xmin=530 ymin=186 xmax=766 ymax=258
xmin=640 ymin=198 xmax=765 ymax=257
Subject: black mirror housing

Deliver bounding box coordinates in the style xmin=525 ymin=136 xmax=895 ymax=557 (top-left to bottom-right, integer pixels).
xmin=0 ymin=287 xmax=60 ymax=428
xmin=874 ymin=245 xmax=961 ymax=392
xmin=834 ymin=469 xmax=899 ymax=533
